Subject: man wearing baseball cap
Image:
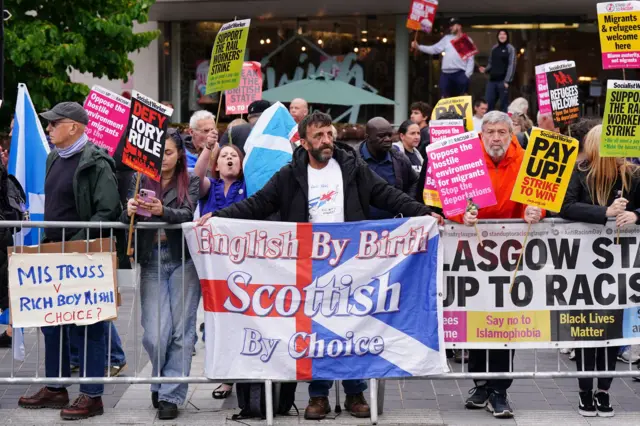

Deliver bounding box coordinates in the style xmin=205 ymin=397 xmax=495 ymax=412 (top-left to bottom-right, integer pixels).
xmin=411 ymin=17 xmax=476 ymax=98
xmin=18 ymin=102 xmax=121 ymax=420
xmin=219 ymin=99 xmax=272 ymax=153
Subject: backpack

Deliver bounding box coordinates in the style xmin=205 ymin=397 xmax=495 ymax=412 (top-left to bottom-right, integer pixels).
xmin=232 ymin=382 xmax=298 ymax=419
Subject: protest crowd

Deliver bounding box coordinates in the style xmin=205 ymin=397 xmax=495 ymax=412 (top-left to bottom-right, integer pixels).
xmin=1 ymin=1 xmax=640 ymax=424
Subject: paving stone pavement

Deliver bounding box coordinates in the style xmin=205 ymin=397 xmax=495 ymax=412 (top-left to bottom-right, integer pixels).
xmin=2 ymin=287 xmax=640 ymax=424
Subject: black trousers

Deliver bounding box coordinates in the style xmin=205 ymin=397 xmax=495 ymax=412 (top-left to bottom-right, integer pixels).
xmin=469 ymin=349 xmax=514 ymax=391
xmin=575 ymin=346 xmax=618 ymax=391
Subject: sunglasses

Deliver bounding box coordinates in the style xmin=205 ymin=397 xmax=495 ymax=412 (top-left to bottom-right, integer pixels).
xmin=49 ymin=120 xmax=74 ymax=128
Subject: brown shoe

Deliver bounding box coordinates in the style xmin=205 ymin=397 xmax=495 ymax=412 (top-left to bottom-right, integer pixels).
xmin=304 ymin=396 xmax=331 ymax=420
xmin=19 ymin=387 xmax=69 ymax=409
xmin=60 ymin=394 xmax=104 ymax=420
xmin=345 ymin=392 xmax=370 ymax=418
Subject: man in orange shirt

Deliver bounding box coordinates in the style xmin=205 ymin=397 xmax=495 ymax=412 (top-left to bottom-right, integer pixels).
xmin=454 ymin=110 xmax=543 ymax=419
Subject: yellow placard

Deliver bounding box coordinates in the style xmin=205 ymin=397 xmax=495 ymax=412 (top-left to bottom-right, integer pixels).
xmin=510 ymin=128 xmax=578 ymax=213
xmin=206 ymin=19 xmax=251 ymax=95
xmin=467 ymin=311 xmax=550 ymax=343
xmin=431 ymin=96 xmax=474 ymax=131
xmin=597 ymin=2 xmax=640 ymax=69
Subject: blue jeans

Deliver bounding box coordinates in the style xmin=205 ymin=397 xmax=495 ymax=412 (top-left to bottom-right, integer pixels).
xmin=41 ymin=323 xmax=106 ymax=397
xmin=140 ymin=244 xmax=201 ymax=405
xmin=308 ymin=380 xmax=368 ymax=398
xmin=439 ymin=70 xmax=469 ymax=98
xmin=486 ymin=80 xmax=509 ymax=112
xmin=70 ymin=322 xmax=126 ymax=367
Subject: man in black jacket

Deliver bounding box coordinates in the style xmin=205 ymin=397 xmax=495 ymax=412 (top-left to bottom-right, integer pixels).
xmin=214 ymin=111 xmax=442 ymax=420
xmin=356 ymin=117 xmax=419 ymax=219
xmin=479 ymin=29 xmax=516 ymax=112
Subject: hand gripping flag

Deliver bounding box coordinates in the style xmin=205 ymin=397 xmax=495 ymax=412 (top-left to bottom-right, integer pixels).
xmin=8 ymin=84 xmax=51 ymax=246
xmin=243 ymin=102 xmax=296 ymax=196
xmin=184 ymin=216 xmax=448 ymax=381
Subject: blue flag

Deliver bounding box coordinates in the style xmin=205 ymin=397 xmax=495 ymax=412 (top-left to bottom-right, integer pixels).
xmin=8 ymin=84 xmax=50 ymax=246
xmin=243 ymin=102 xmax=296 ymax=196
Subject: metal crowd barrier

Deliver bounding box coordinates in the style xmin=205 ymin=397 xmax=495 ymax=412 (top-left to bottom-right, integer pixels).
xmin=0 ymin=220 xmax=637 ymax=426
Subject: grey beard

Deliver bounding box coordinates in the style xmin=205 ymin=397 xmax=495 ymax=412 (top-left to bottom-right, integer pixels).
xmin=488 ymin=147 xmax=506 ymax=162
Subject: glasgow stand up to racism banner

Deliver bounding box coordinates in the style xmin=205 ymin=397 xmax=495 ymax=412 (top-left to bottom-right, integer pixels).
xmin=184 ymin=217 xmax=448 ymax=381
xmin=442 ymin=222 xmax=640 ymax=349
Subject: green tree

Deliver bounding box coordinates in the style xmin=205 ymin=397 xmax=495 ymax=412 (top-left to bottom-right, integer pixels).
xmin=3 ymin=0 xmax=159 ymax=117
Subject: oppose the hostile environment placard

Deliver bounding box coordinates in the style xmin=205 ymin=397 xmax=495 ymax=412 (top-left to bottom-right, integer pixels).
xmin=121 ymin=91 xmax=173 ymax=182
xmin=9 ymin=253 xmax=117 ymax=328
xmin=601 ymin=79 xmax=640 ymax=157
xmin=225 ymin=62 xmax=263 ymax=115
xmin=443 ymin=222 xmax=640 ymax=349
xmin=511 ymin=128 xmax=578 ymax=213
xmin=427 ymin=131 xmax=496 ymax=218
xmin=597 ymin=1 xmax=640 ymax=70
xmin=84 ymin=86 xmax=131 ymax=157
xmin=406 ymin=0 xmax=438 ymax=33
xmin=184 ymin=217 xmax=447 ymax=380
xmin=206 ymin=19 xmax=251 ymax=94
xmin=431 ymin=96 xmax=473 ymax=131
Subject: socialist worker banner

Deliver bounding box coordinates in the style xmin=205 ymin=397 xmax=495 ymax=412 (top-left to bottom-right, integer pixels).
xmin=442 ymin=222 xmax=640 ymax=349
xmin=184 ymin=217 xmax=448 ymax=381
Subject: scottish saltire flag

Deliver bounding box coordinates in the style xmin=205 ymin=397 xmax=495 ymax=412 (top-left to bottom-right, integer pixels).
xmin=8 ymin=84 xmax=50 ymax=246
xmin=243 ymin=102 xmax=296 ymax=196
xmin=184 ymin=216 xmax=447 ymax=380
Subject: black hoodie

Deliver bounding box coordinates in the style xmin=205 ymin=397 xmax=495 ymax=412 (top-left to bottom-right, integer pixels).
xmin=485 ymin=30 xmax=517 ymax=83
xmin=214 ymin=142 xmax=432 ymax=222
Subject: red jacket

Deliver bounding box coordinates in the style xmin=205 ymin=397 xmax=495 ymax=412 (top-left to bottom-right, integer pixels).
xmin=450 ymin=134 xmax=546 ymax=222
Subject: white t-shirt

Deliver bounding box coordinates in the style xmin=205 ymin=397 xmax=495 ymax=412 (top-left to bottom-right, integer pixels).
xmin=473 ymin=116 xmax=483 ymax=132
xmin=307 ymin=158 xmax=345 ymax=223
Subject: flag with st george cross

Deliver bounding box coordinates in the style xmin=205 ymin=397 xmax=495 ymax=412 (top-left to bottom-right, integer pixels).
xmin=184 ymin=215 xmax=447 ymax=380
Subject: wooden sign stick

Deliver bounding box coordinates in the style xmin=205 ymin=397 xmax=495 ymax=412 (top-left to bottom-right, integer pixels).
xmin=509 ymin=222 xmax=532 ymax=294
xmin=126 ymin=173 xmax=142 ymax=259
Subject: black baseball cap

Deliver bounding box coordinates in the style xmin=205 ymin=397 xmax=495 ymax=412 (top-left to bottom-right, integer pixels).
xmin=40 ymin=102 xmax=89 ymax=125
xmin=449 ymin=17 xmax=462 ymax=26
xmin=247 ymin=100 xmax=271 ymax=117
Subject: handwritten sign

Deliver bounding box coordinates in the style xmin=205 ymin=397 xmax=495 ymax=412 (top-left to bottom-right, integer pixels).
xmin=121 ymin=91 xmax=173 ymax=182
xmin=597 ymin=1 xmax=640 ymax=70
xmin=225 ymin=62 xmax=263 ymax=114
xmin=206 ymin=19 xmax=251 ymax=94
xmin=9 ymin=253 xmax=117 ymax=328
xmin=83 ymin=86 xmax=131 ymax=156
xmin=406 ymin=0 xmax=438 ymax=33
xmin=427 ymin=131 xmax=496 ymax=218
xmin=601 ymin=79 xmax=640 ymax=157
xmin=431 ymin=96 xmax=473 ymax=131
xmin=510 ymin=128 xmax=578 ymax=213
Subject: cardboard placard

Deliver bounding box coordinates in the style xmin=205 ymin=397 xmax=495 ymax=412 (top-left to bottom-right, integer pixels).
xmin=431 ymin=96 xmax=473 ymax=131
xmin=601 ymin=79 xmax=640 ymax=157
xmin=451 ymin=34 xmax=478 ymax=60
xmin=83 ymin=86 xmax=131 ymax=156
xmin=536 ymin=61 xmax=579 ymax=127
xmin=121 ymin=91 xmax=173 ymax=182
xmin=426 ymin=131 xmax=496 ymax=218
xmin=597 ymin=1 xmax=640 ymax=70
xmin=225 ymin=62 xmax=263 ymax=115
xmin=406 ymin=0 xmax=438 ymax=33
xmin=510 ymin=128 xmax=578 ymax=213
xmin=206 ymin=19 xmax=251 ymax=94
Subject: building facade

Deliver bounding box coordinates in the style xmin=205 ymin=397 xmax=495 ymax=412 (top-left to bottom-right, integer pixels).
xmin=75 ymin=0 xmax=636 ymax=124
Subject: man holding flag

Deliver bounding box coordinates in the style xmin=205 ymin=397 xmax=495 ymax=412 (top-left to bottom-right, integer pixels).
xmin=212 ymin=110 xmax=443 ymax=420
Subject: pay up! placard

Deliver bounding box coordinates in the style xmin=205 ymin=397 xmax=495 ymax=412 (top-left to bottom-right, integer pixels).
xmin=601 ymin=79 xmax=640 ymax=157
xmin=9 ymin=253 xmax=117 ymax=328
xmin=431 ymin=96 xmax=473 ymax=131
xmin=84 ymin=86 xmax=131 ymax=157
xmin=510 ymin=128 xmax=578 ymax=213
xmin=121 ymin=91 xmax=173 ymax=182
xmin=206 ymin=19 xmax=251 ymax=94
xmin=597 ymin=1 xmax=640 ymax=69
xmin=426 ymin=131 xmax=496 ymax=218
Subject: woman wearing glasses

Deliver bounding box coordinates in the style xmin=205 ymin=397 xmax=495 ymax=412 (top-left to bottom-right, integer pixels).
xmin=121 ymin=128 xmax=200 ymax=420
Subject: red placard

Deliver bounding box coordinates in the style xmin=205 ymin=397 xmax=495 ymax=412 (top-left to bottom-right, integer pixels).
xmin=451 ymin=34 xmax=478 ymax=60
xmin=225 ymin=62 xmax=263 ymax=115
xmin=406 ymin=0 xmax=438 ymax=33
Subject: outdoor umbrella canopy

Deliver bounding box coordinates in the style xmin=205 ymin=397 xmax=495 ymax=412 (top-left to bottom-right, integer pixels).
xmin=261 ymin=76 xmax=397 ymax=106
